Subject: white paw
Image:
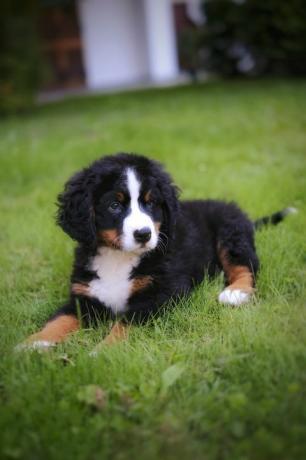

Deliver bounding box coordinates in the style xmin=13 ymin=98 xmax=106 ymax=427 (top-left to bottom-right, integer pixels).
xmin=14 ymin=340 xmax=55 ymax=352
xmin=218 ymin=289 xmax=251 ymax=306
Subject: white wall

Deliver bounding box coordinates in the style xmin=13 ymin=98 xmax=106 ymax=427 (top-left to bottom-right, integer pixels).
xmin=78 ymin=0 xmax=149 ymax=89
xmin=143 ymin=0 xmax=179 ymax=82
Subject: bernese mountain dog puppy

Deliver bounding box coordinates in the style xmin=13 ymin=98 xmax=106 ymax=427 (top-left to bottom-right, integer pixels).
xmin=18 ymin=153 xmax=295 ymax=353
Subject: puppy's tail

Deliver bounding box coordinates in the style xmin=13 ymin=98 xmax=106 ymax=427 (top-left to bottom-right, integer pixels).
xmin=254 ymin=207 xmax=298 ymax=230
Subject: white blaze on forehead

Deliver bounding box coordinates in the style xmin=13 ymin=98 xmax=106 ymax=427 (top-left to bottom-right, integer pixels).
xmin=127 ymin=168 xmax=141 ymax=204
xmin=121 ymin=168 xmax=158 ymax=252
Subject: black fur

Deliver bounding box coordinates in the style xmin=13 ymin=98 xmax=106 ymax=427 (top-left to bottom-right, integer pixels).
xmin=50 ymin=153 xmax=262 ymax=325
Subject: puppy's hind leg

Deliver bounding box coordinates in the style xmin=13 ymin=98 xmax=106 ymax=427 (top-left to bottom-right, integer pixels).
xmin=218 ymin=250 xmax=255 ymax=306
xmin=217 ymin=217 xmax=259 ymax=306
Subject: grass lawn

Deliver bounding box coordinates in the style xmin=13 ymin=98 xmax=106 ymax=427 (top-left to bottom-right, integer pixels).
xmin=0 ymin=79 xmax=306 ymax=460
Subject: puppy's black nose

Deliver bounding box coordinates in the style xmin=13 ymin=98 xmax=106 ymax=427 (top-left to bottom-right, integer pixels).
xmin=134 ymin=227 xmax=151 ymax=244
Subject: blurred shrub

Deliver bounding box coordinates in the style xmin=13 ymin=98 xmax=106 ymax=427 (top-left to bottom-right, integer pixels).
xmin=0 ymin=0 xmax=43 ymax=115
xmin=200 ymin=0 xmax=306 ymax=77
xmin=178 ymin=29 xmax=203 ymax=81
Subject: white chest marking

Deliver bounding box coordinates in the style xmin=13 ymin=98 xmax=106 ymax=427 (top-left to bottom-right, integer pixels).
xmin=88 ymin=247 xmax=140 ymax=314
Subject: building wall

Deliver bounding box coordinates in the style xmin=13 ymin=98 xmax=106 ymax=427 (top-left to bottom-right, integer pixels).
xmin=143 ymin=0 xmax=178 ymax=82
xmin=78 ymin=0 xmax=149 ymax=89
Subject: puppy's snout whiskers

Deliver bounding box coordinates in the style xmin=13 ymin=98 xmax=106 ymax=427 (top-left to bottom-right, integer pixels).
xmin=157 ymin=233 xmax=168 ymax=255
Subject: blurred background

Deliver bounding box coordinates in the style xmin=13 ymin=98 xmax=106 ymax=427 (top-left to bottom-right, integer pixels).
xmin=1 ymin=0 xmax=305 ymax=114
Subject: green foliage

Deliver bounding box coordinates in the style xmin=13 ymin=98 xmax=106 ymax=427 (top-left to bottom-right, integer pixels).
xmin=0 ymin=80 xmax=306 ymax=459
xmin=0 ymin=0 xmax=43 ymax=115
xmin=161 ymin=364 xmax=185 ymax=396
xmin=77 ymin=385 xmax=107 ymax=411
xmin=200 ymin=0 xmax=306 ymax=76
xmin=177 ymin=28 xmax=202 ymax=77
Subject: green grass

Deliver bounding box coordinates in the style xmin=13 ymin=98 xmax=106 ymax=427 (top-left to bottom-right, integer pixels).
xmin=0 ymin=79 xmax=306 ymax=460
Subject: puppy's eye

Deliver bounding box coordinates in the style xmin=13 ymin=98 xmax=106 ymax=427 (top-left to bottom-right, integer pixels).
xmin=145 ymin=200 xmax=155 ymax=210
xmin=109 ymin=201 xmax=122 ymax=212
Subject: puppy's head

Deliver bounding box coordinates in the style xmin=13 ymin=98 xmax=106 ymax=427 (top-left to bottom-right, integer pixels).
xmin=57 ymin=153 xmax=179 ymax=254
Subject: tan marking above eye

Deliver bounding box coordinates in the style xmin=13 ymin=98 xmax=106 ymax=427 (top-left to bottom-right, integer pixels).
xmin=116 ymin=192 xmax=125 ymax=202
xmin=219 ymin=247 xmax=255 ymax=293
xmin=98 ymin=229 xmax=121 ymax=249
xmin=144 ymin=190 xmax=152 ymax=203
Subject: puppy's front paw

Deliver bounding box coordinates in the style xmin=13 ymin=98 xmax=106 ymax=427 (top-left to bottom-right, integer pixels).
xmin=218 ymin=288 xmax=252 ymax=306
xmin=14 ymin=340 xmax=56 ymax=353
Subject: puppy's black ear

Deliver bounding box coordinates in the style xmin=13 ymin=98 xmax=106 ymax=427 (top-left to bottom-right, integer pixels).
xmin=154 ymin=163 xmax=180 ymax=238
xmin=57 ymin=168 xmax=96 ymax=245
xmin=160 ymin=180 xmax=180 ymax=238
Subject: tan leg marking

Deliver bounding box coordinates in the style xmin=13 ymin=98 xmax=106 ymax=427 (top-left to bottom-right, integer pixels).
xmin=26 ymin=315 xmax=80 ymax=344
xmin=219 ymin=249 xmax=254 ymax=293
xmin=130 ymin=275 xmax=153 ymax=296
xmin=98 ymin=229 xmax=121 ymax=249
xmin=103 ymin=322 xmax=130 ymax=345
xmin=72 ymin=282 xmax=90 ymax=296
xmin=90 ymin=322 xmax=130 ymax=356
